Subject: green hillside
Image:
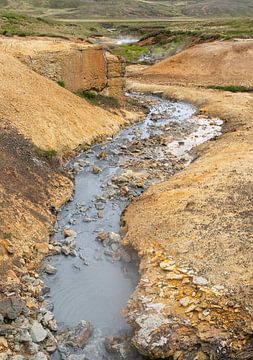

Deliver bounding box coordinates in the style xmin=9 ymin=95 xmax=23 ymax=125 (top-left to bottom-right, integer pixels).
xmin=1 ymin=0 xmax=253 ymax=19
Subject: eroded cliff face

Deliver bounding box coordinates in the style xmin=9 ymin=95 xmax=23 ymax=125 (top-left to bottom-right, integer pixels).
xmin=0 ymin=36 xmax=126 ymax=104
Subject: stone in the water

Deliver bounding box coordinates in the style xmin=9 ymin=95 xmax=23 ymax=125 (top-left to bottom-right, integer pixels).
xmin=92 ymin=165 xmax=102 ymax=174
xmin=104 ymin=335 xmax=141 ymax=360
xmin=44 ymin=264 xmax=57 ymax=275
xmin=61 ymin=246 xmax=71 ymax=256
xmin=30 ymin=321 xmax=47 ymax=343
xmin=64 ymin=228 xmax=76 ymax=238
xmin=95 ymin=202 xmax=105 ymax=210
xmin=0 ymin=296 xmax=26 ymax=320
xmin=57 ymin=320 xmax=93 ymax=349
xmin=108 ymin=232 xmax=121 ymax=244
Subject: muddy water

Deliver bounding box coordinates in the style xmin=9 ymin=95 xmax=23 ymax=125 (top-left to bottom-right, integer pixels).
xmin=43 ymin=94 xmax=222 ymax=359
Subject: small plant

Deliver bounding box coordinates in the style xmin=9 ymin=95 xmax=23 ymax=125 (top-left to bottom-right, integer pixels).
xmin=35 ymin=147 xmax=57 ymax=159
xmin=76 ymin=91 xmax=120 ymax=108
xmin=57 ymin=80 xmax=65 ymax=88
xmin=112 ymin=44 xmax=149 ymax=63
xmin=3 ymin=232 xmax=12 ymax=240
xmin=207 ymin=85 xmax=250 ymax=93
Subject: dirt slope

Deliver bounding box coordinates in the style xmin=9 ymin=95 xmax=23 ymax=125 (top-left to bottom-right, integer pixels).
xmin=0 ymin=50 xmax=130 ymax=153
xmin=123 ymin=80 xmax=253 ymax=358
xmin=140 ymin=40 xmax=253 ymax=88
xmin=0 ymin=122 xmax=72 ymax=280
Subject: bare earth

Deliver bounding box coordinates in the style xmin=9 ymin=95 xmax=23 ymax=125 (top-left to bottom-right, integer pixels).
xmin=136 ymin=40 xmax=253 ymax=88
xmin=123 ymin=55 xmax=253 ymax=358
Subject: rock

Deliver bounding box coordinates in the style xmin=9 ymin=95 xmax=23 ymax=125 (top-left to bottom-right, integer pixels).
xmin=6 ymin=270 xmax=20 ymax=284
xmin=57 ymin=320 xmax=93 ymax=349
xmin=0 ymin=353 xmax=8 ymax=360
xmin=34 ymin=242 xmax=49 ymax=254
xmin=47 ymin=319 xmax=58 ymax=332
xmin=193 ymin=276 xmax=208 ymax=286
xmin=159 ymin=260 xmax=176 ymax=271
xmin=67 ymin=356 xmax=87 ymax=360
xmin=111 ymin=243 xmax=120 ymax=251
xmin=108 ymin=232 xmax=121 ymax=244
xmin=10 ymin=356 xmax=25 ymax=360
xmin=43 ymin=311 xmax=54 ymax=324
xmin=64 ymin=228 xmax=76 ymax=238
xmin=104 ymin=335 xmax=140 ymax=360
xmin=61 ymin=246 xmax=70 ymax=256
xmin=44 ymin=264 xmax=57 ymax=275
xmin=17 ymin=329 xmax=32 ymax=342
xmin=30 ymin=321 xmax=48 ymax=343
xmin=95 ymin=202 xmax=105 ymax=210
xmin=0 ymin=336 xmax=8 ymax=348
xmin=27 ymin=341 xmax=39 ymax=354
xmin=179 ymin=297 xmax=190 ymax=307
xmin=92 ymin=165 xmax=102 ymax=174
xmin=96 ymin=232 xmax=107 ymax=242
xmin=0 ymin=296 xmax=26 ymax=320
xmin=97 ymin=151 xmax=107 ymax=160
xmin=30 ymin=352 xmax=47 ymax=360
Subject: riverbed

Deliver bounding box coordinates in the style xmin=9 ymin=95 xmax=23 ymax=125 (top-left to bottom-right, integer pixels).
xmin=42 ymin=93 xmax=223 ymax=359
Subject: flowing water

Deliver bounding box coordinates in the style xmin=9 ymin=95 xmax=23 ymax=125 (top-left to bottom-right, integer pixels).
xmin=43 ymin=93 xmax=223 ymax=359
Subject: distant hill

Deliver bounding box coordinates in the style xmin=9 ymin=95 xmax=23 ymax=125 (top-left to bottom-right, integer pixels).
xmin=1 ymin=0 xmax=253 ymax=19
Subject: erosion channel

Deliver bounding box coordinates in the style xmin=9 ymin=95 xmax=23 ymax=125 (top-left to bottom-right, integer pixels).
xmin=42 ymin=93 xmax=223 ymax=360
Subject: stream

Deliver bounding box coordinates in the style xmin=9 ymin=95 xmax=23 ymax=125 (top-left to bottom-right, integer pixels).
xmin=42 ymin=93 xmax=223 ymax=360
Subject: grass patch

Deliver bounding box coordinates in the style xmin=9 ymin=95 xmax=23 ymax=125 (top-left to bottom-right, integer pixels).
xmin=208 ymin=85 xmax=250 ymax=93
xmin=111 ymin=44 xmax=148 ymax=63
xmin=57 ymin=80 xmax=65 ymax=88
xmin=3 ymin=232 xmax=12 ymax=240
xmin=77 ymin=90 xmax=120 ymax=108
xmin=35 ymin=147 xmax=57 ymax=159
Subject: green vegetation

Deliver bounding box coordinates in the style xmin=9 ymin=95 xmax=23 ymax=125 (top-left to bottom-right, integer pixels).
xmin=77 ymin=91 xmax=120 ymax=108
xmin=0 ymin=10 xmax=108 ymax=39
xmin=112 ymin=44 xmax=149 ymax=63
xmin=35 ymin=147 xmax=57 ymax=159
xmin=207 ymin=85 xmax=251 ymax=93
xmin=57 ymin=80 xmax=65 ymax=88
xmin=3 ymin=231 xmax=12 ymax=239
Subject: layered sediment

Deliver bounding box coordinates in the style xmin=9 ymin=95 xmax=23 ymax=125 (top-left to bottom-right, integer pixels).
xmin=0 ymin=36 xmax=126 ymax=104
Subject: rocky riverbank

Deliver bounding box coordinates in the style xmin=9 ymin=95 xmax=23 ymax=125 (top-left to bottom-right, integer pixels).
xmin=0 ymin=92 xmax=224 ymax=359
xmin=123 ymin=81 xmax=253 ymax=359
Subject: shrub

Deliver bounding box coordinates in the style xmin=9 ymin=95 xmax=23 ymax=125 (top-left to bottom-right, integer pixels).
xmin=76 ymin=91 xmax=120 ymax=108
xmin=35 ymin=147 xmax=57 ymax=159
xmin=57 ymin=80 xmax=65 ymax=88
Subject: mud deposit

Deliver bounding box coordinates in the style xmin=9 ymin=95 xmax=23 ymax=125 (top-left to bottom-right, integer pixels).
xmin=43 ymin=94 xmax=222 ymax=359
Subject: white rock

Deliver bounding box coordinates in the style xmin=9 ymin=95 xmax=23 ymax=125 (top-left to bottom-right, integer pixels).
xmin=193 ymin=276 xmax=208 ymax=286
xmin=30 ymin=352 xmax=48 ymax=360
xmin=30 ymin=321 xmax=47 ymax=343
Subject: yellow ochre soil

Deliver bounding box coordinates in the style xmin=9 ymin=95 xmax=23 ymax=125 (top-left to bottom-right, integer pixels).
xmin=123 ymin=79 xmax=253 ymax=358
xmin=136 ymin=40 xmax=253 ymax=88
